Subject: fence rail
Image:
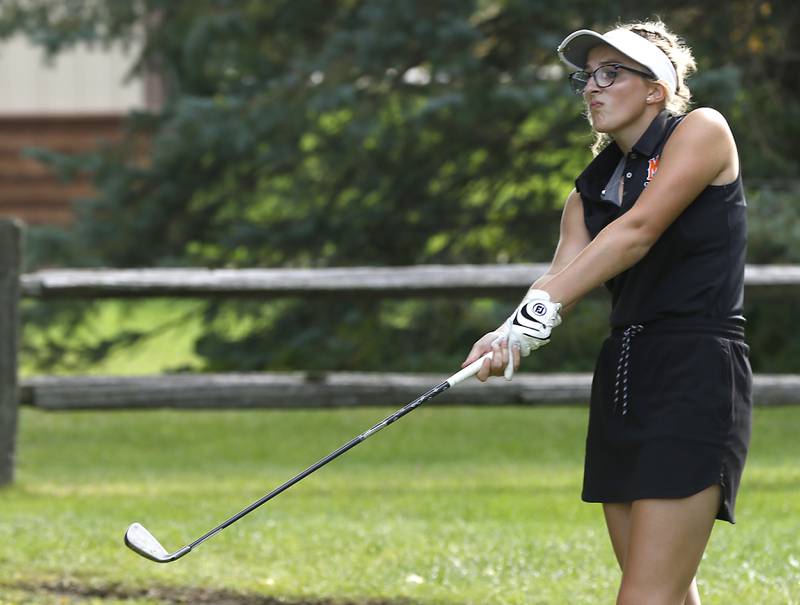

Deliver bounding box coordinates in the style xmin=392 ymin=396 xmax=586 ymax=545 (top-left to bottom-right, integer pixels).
xmin=20 ymin=264 xmax=800 ymax=299
xmin=19 ymin=372 xmax=800 ymax=411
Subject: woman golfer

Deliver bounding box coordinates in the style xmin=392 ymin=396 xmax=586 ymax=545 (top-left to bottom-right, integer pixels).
xmin=462 ymin=20 xmax=751 ymax=605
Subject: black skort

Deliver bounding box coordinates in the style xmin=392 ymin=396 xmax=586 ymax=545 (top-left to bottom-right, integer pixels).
xmin=582 ymin=317 xmax=752 ymax=523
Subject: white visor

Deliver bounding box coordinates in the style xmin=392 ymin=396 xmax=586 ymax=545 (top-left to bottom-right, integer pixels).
xmin=557 ymin=28 xmax=677 ymax=94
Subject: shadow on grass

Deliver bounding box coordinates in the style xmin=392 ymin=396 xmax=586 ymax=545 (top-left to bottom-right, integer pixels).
xmin=7 ymin=581 xmax=414 ymax=605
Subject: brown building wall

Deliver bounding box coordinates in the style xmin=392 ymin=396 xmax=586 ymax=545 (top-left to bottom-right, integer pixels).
xmin=0 ymin=114 xmax=126 ymax=225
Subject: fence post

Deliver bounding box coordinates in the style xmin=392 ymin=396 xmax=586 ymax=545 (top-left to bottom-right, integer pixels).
xmin=0 ymin=219 xmax=22 ymax=486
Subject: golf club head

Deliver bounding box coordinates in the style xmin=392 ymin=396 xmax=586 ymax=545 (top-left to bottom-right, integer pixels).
xmin=125 ymin=522 xmax=190 ymax=563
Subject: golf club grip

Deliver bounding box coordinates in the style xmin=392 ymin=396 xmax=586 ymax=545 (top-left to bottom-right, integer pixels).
xmin=446 ymin=351 xmax=493 ymax=386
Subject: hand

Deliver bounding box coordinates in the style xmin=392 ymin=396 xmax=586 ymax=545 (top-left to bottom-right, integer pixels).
xmin=494 ymin=290 xmax=562 ymax=380
xmin=461 ymin=289 xmax=562 ymax=382
xmin=462 ymin=330 xmax=520 ymax=382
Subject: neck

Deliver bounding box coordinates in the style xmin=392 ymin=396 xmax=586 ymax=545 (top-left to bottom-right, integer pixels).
xmin=611 ymin=106 xmax=662 ymax=153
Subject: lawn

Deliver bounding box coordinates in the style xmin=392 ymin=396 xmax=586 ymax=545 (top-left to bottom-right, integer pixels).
xmin=1 ymin=403 xmax=798 ymax=605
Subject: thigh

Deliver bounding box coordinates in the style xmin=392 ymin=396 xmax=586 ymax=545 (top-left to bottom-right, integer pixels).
xmin=619 ymin=485 xmax=720 ymax=604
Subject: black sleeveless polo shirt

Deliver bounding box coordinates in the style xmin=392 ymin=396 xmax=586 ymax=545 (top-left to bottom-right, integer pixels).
xmin=575 ymin=110 xmax=747 ymax=328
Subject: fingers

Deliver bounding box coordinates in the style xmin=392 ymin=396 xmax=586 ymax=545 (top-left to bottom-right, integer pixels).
xmin=461 ymin=344 xmax=483 ymax=368
xmin=492 ymin=338 xmax=508 ymax=373
xmin=478 ymin=337 xmax=507 ymax=382
xmin=462 ymin=331 xmax=502 ymax=368
xmin=503 ymin=343 xmax=521 ymax=381
xmin=504 ymin=356 xmax=514 ymax=380
xmin=469 ymin=330 xmax=527 ymax=382
xmin=476 ymin=356 xmax=492 ymax=382
xmin=477 ymin=341 xmax=499 ymax=382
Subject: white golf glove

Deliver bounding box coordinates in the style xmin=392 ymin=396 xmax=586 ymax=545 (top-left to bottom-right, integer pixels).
xmin=493 ymin=289 xmax=562 ymax=380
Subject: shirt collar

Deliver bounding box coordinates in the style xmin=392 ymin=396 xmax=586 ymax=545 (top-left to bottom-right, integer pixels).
xmin=631 ymin=109 xmax=672 ymax=157
xmin=576 ymin=110 xmax=675 ymax=198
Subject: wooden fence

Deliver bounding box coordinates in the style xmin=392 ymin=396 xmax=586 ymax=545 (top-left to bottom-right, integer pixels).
xmin=19 ymin=263 xmax=800 ymax=300
xmin=1 ymin=219 xmax=799 ymax=483
xmin=0 ymin=221 xmax=22 ymax=484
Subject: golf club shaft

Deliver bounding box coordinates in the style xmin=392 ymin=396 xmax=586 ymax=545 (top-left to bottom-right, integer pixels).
xmin=185 ymin=352 xmax=493 ymax=553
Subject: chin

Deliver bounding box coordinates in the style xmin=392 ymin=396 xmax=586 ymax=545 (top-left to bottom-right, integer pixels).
xmin=587 ymin=113 xmax=612 ymax=134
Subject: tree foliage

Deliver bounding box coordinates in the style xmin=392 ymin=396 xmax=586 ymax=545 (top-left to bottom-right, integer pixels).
xmin=2 ymin=0 xmax=798 ymax=373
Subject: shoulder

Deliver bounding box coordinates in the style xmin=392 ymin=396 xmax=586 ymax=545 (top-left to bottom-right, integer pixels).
xmin=566 ymin=188 xmax=582 ymax=206
xmin=670 ymin=108 xmax=738 ymax=183
xmin=561 ymin=188 xmax=587 ymax=221
xmin=676 ymin=108 xmax=735 ymax=142
xmin=561 ymin=188 xmax=584 ymax=218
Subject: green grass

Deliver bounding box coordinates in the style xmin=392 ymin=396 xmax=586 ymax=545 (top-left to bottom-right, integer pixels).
xmin=1 ymin=405 xmax=799 ymax=604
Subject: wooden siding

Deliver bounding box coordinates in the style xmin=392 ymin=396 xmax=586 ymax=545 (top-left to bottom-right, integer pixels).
xmin=0 ymin=114 xmax=126 ymax=224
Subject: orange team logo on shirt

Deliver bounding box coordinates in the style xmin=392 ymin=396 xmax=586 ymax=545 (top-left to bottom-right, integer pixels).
xmin=646 ymin=155 xmax=660 ymax=182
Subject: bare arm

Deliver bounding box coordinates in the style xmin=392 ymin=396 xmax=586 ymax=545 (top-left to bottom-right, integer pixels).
xmin=541 ymin=108 xmax=739 ymax=307
xmin=532 ymin=188 xmax=592 ymax=313
xmin=463 ymin=187 xmax=592 ymax=377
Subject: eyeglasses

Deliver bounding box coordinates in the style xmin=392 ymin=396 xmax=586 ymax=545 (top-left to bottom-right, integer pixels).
xmin=568 ymin=63 xmax=656 ymax=95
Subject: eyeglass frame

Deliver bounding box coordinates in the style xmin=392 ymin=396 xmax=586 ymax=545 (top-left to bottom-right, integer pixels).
xmin=568 ymin=63 xmax=656 ymax=95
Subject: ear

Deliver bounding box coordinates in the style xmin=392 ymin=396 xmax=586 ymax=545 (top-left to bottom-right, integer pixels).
xmin=646 ymin=83 xmax=667 ymax=105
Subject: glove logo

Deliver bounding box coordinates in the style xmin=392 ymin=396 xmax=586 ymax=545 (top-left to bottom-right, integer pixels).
xmin=517 ymin=304 xmax=544 ymax=328
xmin=531 ymin=302 xmax=547 ymax=316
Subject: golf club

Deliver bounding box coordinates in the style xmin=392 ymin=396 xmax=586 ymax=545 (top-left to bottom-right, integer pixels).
xmin=125 ymin=351 xmax=494 ymax=563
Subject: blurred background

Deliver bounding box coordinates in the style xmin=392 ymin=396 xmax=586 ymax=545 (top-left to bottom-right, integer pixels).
xmin=1 ymin=3 xmax=799 ymax=603
xmin=0 ymin=0 xmax=797 ymax=378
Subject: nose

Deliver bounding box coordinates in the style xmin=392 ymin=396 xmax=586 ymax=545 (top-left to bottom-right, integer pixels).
xmin=583 ymin=83 xmax=600 ymax=102
xmin=583 ymin=72 xmax=601 ymax=95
